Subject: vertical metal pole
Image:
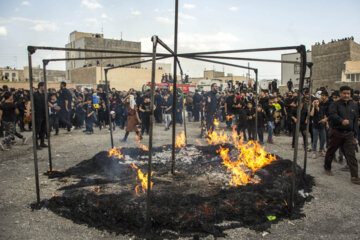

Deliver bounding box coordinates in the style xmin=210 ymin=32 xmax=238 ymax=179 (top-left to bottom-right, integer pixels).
xmin=171 ymin=0 xmax=179 ymax=174
xmin=43 ymin=61 xmax=52 ymax=171
xmin=303 ymin=63 xmax=313 ymax=176
xmin=104 ymin=70 xmax=114 ymax=148
xmin=254 ymin=69 xmax=258 ymax=141
xmin=28 ymin=48 xmax=40 ymax=204
xmin=290 ymin=45 xmax=307 ymax=211
xmin=146 ymin=35 xmax=158 ymax=230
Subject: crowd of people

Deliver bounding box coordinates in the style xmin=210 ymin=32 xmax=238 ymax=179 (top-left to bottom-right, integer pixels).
xmin=0 ymin=81 xmax=359 ymax=184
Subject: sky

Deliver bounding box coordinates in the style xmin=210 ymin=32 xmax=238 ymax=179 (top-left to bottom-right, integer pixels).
xmin=0 ymin=0 xmax=359 ymax=80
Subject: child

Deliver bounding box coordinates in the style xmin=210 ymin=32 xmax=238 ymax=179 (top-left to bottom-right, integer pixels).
xmin=0 ymin=92 xmax=27 ymax=150
xmin=139 ymin=95 xmax=155 ymax=136
xmin=48 ymin=94 xmax=60 ymax=135
xmin=245 ymin=102 xmax=256 ymax=140
xmin=236 ymin=101 xmax=248 ymax=141
xmin=84 ymin=97 xmax=95 ymax=134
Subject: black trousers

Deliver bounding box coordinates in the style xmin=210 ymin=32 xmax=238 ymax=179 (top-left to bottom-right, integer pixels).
xmin=58 ymin=110 xmax=72 ymax=131
xmin=49 ymin=115 xmax=59 ymax=134
xmin=205 ymin=114 xmax=215 ymax=133
xmin=324 ymin=129 xmax=358 ymax=178
xmin=35 ymin=117 xmax=46 ymax=144
xmin=193 ymin=107 xmax=200 ymax=122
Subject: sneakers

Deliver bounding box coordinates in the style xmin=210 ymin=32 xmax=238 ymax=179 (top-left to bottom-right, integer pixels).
xmin=351 ymin=177 xmax=360 ymax=185
xmin=267 ymin=139 xmax=274 ymax=144
xmin=68 ymin=126 xmax=75 ymax=133
xmin=0 ymin=141 xmax=9 ymax=151
xmin=324 ymin=169 xmax=334 ymax=176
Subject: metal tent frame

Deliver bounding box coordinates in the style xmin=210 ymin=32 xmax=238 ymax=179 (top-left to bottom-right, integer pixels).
xmin=27 ymin=0 xmax=308 ymax=231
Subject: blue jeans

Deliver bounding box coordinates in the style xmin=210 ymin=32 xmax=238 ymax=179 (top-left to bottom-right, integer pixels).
xmin=267 ymin=121 xmax=274 ymax=140
xmin=312 ymin=127 xmax=326 ymax=152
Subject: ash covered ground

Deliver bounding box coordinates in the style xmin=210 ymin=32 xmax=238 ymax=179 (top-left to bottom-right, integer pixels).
xmin=1 ymin=121 xmax=360 ymax=239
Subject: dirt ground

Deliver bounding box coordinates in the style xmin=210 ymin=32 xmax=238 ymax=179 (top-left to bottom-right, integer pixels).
xmin=0 ymin=120 xmax=360 ymax=240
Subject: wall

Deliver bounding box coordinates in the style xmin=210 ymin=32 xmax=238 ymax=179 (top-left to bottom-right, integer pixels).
xmin=69 ymin=67 xmax=97 ymax=84
xmin=281 ymin=51 xmax=312 ymax=86
xmin=106 ymin=67 xmax=166 ymax=91
xmin=65 ymin=36 xmax=142 ymax=80
xmin=311 ymin=40 xmax=353 ymax=88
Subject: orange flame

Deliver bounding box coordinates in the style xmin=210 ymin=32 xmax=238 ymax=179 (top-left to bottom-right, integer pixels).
xmin=175 ymin=131 xmax=186 ymax=148
xmin=206 ymin=130 xmax=230 ymax=145
xmin=226 ymin=115 xmax=233 ymax=121
xmin=140 ymin=144 xmax=149 ymax=151
xmin=135 ymin=168 xmax=153 ymax=197
xmin=217 ymin=128 xmax=276 ymax=186
xmin=108 ymin=147 xmax=124 ymax=159
xmin=213 ymin=118 xmax=220 ymax=128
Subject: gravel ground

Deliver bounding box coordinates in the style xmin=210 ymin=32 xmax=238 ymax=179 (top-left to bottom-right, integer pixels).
xmin=0 ymin=121 xmax=360 ymax=240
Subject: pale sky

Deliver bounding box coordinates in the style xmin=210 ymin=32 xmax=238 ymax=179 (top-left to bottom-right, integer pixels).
xmin=0 ymin=0 xmax=359 ymax=80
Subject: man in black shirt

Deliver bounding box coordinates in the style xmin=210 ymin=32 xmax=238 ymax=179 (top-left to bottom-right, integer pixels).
xmin=205 ymin=83 xmax=218 ymax=134
xmin=192 ymin=90 xmax=202 ymax=122
xmin=324 ymin=86 xmax=360 ymax=184
xmin=58 ymin=82 xmax=73 ymax=133
xmin=0 ymin=92 xmax=26 ymax=150
xmin=264 ymin=96 xmax=276 ymax=143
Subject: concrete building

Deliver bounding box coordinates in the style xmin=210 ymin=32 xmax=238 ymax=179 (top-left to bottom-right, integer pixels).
xmin=0 ymin=67 xmax=23 ymax=82
xmin=341 ymin=60 xmax=360 ymax=82
xmin=65 ymin=31 xmax=141 ymax=80
xmin=69 ymin=66 xmax=166 ymax=91
xmin=23 ymin=66 xmax=66 ymax=83
xmin=281 ymin=51 xmax=312 ymax=87
xmin=189 ymin=70 xmax=253 ymax=89
xmin=0 ymin=66 xmax=65 ymax=83
xmin=311 ymin=39 xmax=360 ymax=90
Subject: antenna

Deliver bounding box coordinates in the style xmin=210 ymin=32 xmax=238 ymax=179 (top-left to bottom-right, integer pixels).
xmin=120 ymin=32 xmax=123 ymax=40
xmin=101 ymin=22 xmax=103 ymax=34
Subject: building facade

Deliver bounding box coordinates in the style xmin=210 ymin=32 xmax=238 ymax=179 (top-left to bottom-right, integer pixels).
xmin=65 ymin=31 xmax=141 ymax=80
xmin=69 ymin=66 xmax=166 ymax=91
xmin=281 ymin=51 xmax=312 ymax=87
xmin=0 ymin=67 xmax=23 ymax=82
xmin=311 ymin=39 xmax=360 ymax=89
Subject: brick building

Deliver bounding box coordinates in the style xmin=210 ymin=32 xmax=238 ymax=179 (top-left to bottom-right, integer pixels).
xmin=311 ymin=39 xmax=360 ymax=90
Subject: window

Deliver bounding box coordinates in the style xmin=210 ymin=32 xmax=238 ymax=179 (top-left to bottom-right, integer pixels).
xmin=351 ymin=74 xmax=355 ymax=82
xmin=347 ymin=74 xmax=351 ymax=80
xmin=294 ymin=64 xmax=300 ymax=74
xmin=4 ymin=72 xmax=9 ymax=80
xmin=12 ymin=72 xmax=16 ymax=81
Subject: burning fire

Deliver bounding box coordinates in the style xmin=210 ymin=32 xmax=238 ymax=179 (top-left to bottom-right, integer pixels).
xmin=130 ymin=164 xmax=153 ymax=196
xmin=206 ymin=130 xmax=230 ymax=145
xmin=226 ymin=115 xmax=233 ymax=121
xmin=108 ymin=147 xmax=124 ymax=159
xmin=213 ymin=118 xmax=220 ymax=128
xmin=211 ymin=127 xmax=276 ymax=186
xmin=140 ymin=144 xmax=149 ymax=151
xmin=175 ymin=131 xmax=186 ymax=148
